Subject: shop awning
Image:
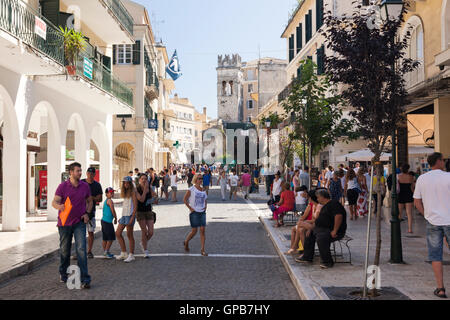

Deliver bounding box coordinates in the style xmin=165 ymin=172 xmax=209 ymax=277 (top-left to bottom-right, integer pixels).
xmin=336 ymin=149 xmax=391 ymax=162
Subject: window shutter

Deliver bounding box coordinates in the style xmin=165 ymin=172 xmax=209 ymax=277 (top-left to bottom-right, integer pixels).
xmin=306 ymin=10 xmax=312 ymax=43
xmin=317 ymin=45 xmax=325 ymax=75
xmin=133 ymin=40 xmax=141 ymax=65
xmin=113 ymin=45 xmax=117 ymax=65
xmin=289 ymin=35 xmax=294 ymax=62
xmin=297 ymin=67 xmax=301 ymax=81
xmin=316 ymin=0 xmax=324 ymax=31
xmin=296 ymin=24 xmax=302 ymax=53
xmin=40 ymin=0 xmax=60 ymax=26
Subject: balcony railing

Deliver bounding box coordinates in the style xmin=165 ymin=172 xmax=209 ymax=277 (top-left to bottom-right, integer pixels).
xmin=75 ymin=53 xmax=133 ymax=107
xmin=103 ymin=0 xmax=134 ymax=37
xmin=0 ymin=0 xmax=65 ymax=65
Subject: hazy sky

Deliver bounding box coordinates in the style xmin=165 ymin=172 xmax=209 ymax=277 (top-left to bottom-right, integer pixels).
xmin=133 ymin=0 xmax=296 ymax=119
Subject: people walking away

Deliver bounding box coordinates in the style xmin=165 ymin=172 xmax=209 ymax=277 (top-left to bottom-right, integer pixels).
xmin=345 ymin=169 xmax=360 ymax=220
xmin=52 ymin=162 xmax=93 ymax=288
xmin=187 ymin=169 xmax=194 ymax=188
xmin=162 ymin=169 xmax=170 ymax=200
xmin=136 ymin=173 xmax=158 ymax=259
xmin=356 ymin=167 xmax=368 ymax=217
xmin=241 ymin=169 xmax=252 ymax=200
xmin=183 ymin=174 xmax=208 ymax=256
xmin=296 ymin=189 xmax=347 ymax=269
xmin=300 ymin=166 xmax=310 ymax=189
xmin=116 ymin=176 xmax=138 ymax=263
xmin=414 ymin=152 xmax=450 ymax=299
xmin=81 ymin=167 xmax=102 ymax=259
xmin=398 ymin=164 xmax=415 ymax=234
xmin=229 ymin=170 xmax=239 ymax=200
xmin=170 ymin=170 xmax=179 ymax=202
xmin=101 ymin=187 xmax=117 ymax=259
xmin=329 ymin=171 xmax=343 ymax=203
xmin=202 ymin=169 xmax=212 ymax=195
xmin=218 ymin=170 xmax=228 ymax=201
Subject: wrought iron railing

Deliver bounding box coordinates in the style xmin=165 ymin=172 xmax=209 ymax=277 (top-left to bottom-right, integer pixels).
xmin=0 ymin=0 xmax=65 ymax=65
xmin=103 ymin=0 xmax=134 ymax=36
xmin=75 ymin=53 xmax=133 ymax=108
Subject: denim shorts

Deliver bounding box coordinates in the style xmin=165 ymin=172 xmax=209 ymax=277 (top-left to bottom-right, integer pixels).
xmin=119 ymin=215 xmax=135 ymax=226
xmin=296 ymin=204 xmax=307 ymax=213
xmin=189 ymin=211 xmax=206 ymax=228
xmin=426 ymin=222 xmax=450 ymax=262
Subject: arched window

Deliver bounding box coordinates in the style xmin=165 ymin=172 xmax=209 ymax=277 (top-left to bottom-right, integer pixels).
xmin=403 ymin=16 xmax=425 ymax=87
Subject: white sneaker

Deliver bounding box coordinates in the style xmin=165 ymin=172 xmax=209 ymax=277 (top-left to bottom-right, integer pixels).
xmin=124 ymin=254 xmax=135 ymax=263
xmin=116 ymin=252 xmax=128 ymax=261
xmin=144 ymin=250 xmax=150 ymax=259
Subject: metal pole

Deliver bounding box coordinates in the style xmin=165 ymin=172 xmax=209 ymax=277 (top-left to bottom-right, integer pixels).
xmin=363 ymin=166 xmax=375 ymax=298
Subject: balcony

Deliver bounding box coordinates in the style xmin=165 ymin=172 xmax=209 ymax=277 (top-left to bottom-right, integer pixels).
xmin=144 ymin=48 xmax=159 ymax=102
xmin=61 ymin=0 xmax=134 ymax=44
xmin=75 ymin=51 xmax=133 ymax=107
xmin=0 ymin=0 xmax=65 ymax=75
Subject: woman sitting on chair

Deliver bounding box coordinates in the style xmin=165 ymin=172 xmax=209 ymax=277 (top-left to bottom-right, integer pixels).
xmin=272 ymin=182 xmax=295 ymax=228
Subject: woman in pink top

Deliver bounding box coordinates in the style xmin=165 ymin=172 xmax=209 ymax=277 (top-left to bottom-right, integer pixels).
xmin=240 ymin=169 xmax=252 ymax=200
xmin=273 ymin=183 xmax=296 ymax=227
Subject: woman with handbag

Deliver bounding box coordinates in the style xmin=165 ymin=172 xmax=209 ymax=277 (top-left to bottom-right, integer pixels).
xmin=183 ymin=174 xmax=208 ymax=256
xmin=345 ymin=169 xmax=360 ymax=220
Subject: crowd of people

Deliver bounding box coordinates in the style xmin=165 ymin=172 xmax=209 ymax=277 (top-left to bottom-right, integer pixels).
xmin=266 ymin=153 xmax=450 ymax=298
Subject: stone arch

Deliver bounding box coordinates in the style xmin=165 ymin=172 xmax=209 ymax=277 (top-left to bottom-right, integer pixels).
xmin=114 ymin=141 xmax=135 ymax=190
xmin=0 ymin=84 xmax=25 ymax=231
xmin=90 ymin=121 xmax=112 ymax=189
xmin=443 ymin=0 xmax=450 ymax=51
xmin=65 ymin=113 xmax=89 ymax=175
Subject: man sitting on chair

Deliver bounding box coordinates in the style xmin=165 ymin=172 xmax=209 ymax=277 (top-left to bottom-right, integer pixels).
xmin=296 ymin=189 xmax=347 ymax=269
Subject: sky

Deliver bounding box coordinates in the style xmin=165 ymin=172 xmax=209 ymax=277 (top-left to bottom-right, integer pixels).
xmin=133 ymin=0 xmax=296 ymax=119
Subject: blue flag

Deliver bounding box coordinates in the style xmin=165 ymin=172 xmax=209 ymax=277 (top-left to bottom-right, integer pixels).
xmin=166 ymin=50 xmax=182 ymax=81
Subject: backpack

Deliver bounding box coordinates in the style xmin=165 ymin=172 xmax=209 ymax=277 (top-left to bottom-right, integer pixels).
xmin=152 ymin=175 xmax=160 ymax=187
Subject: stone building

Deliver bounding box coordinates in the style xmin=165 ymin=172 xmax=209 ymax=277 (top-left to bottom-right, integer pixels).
xmin=217 ymin=54 xmax=244 ymax=122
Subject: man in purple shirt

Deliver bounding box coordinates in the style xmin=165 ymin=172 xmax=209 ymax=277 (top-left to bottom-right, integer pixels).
xmin=52 ymin=162 xmax=93 ymax=288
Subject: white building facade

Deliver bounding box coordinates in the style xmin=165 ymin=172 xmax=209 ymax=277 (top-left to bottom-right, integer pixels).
xmin=0 ymin=0 xmax=135 ymax=231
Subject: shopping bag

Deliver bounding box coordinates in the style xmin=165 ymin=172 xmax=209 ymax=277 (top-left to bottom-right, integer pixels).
xmin=298 ymin=239 xmax=304 ymax=251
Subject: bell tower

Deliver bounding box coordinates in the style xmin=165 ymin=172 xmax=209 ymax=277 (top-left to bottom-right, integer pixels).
xmin=217 ymin=54 xmax=243 ymax=122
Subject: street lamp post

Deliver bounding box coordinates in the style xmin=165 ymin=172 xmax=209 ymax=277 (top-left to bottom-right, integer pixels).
xmin=379 ymin=0 xmax=404 ymax=264
xmin=265 ymin=118 xmax=272 ymax=196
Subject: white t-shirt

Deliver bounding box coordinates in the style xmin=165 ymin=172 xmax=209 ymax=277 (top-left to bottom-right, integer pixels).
xmin=170 ymin=174 xmax=178 ymax=187
xmin=325 ymin=170 xmax=334 ymax=180
xmin=189 ymin=186 xmax=208 ymax=212
xmin=272 ymin=179 xmax=283 ymax=196
xmin=413 ymin=170 xmax=450 ymax=226
xmin=229 ymin=174 xmax=239 ymax=187
xmin=296 ymin=191 xmax=307 ymax=205
xmin=364 ymin=173 xmax=371 ymax=192
xmin=354 ymin=167 xmax=360 ymax=174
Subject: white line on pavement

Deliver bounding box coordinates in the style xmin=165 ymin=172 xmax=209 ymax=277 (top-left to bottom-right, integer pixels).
xmin=94 ymin=253 xmax=278 ymax=259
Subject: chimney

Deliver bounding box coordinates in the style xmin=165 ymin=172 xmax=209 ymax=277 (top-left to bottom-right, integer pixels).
xmin=203 ymin=107 xmax=207 ymax=116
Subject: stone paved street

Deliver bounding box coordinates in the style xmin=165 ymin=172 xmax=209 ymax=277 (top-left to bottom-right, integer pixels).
xmin=0 ymin=182 xmax=299 ymax=300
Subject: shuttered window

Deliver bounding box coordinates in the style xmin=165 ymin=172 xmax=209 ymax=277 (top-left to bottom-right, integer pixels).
xmin=289 ymin=35 xmax=295 ymax=62
xmin=316 ymin=0 xmax=324 ymax=31
xmin=306 ymin=10 xmax=312 ymax=43
xmin=296 ymin=24 xmax=302 ymax=53
xmin=117 ymin=45 xmax=132 ymax=64
xmin=317 ymin=45 xmax=325 ymax=75
xmin=133 ymin=40 xmax=141 ymax=65
xmin=40 ymin=0 xmax=60 ymax=26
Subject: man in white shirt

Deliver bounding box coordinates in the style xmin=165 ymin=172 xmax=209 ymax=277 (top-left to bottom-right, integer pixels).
xmin=414 ymin=152 xmax=450 ymax=299
xmin=325 ymin=166 xmax=334 ymax=189
xmin=354 ymin=162 xmax=361 ymax=174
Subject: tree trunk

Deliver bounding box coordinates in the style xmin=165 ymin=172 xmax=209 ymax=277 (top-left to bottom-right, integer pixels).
xmin=371 ymin=163 xmax=383 ymax=296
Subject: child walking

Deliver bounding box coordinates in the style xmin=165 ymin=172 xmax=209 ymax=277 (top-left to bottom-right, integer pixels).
xmin=101 ymin=188 xmax=117 ymax=259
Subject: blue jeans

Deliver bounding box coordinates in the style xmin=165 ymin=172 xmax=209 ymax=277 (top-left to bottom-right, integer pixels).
xmin=58 ymin=221 xmax=91 ymax=284
xmin=426 ymin=222 xmax=450 ymax=262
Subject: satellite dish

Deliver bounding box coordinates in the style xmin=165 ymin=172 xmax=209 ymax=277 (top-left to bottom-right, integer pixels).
xmin=423 ymin=129 xmax=435 ymax=147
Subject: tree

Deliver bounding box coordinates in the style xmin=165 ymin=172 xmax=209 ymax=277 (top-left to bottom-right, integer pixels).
xmin=281 ymin=59 xmax=358 ymax=174
xmin=323 ymin=3 xmax=419 ymax=295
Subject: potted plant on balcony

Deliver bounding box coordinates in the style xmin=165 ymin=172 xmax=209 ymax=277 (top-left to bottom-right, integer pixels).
xmin=59 ymin=27 xmax=86 ymax=75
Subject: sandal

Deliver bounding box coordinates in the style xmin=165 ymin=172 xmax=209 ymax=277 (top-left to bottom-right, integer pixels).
xmin=183 ymin=241 xmax=190 ymax=252
xmin=434 ymin=288 xmax=447 ymax=299
xmin=201 ymin=251 xmax=208 ymax=257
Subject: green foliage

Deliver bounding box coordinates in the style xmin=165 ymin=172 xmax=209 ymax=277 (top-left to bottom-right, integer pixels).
xmin=281 ymin=59 xmax=358 ymax=158
xmin=59 ymin=27 xmax=87 ymax=66
xmin=259 ymin=113 xmax=283 ymax=129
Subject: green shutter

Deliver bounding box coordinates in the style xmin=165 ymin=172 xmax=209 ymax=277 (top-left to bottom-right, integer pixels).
xmin=113 ymin=45 xmax=117 ymax=65
xmin=133 ymin=40 xmax=141 ymax=65
xmin=289 ymin=35 xmax=294 ymax=62
xmin=317 ymin=45 xmax=325 ymax=75
xmin=40 ymin=0 xmax=60 ymax=26
xmin=316 ymin=0 xmax=324 ymax=31
xmin=296 ymin=24 xmax=302 ymax=53
xmin=306 ymin=10 xmax=312 ymax=43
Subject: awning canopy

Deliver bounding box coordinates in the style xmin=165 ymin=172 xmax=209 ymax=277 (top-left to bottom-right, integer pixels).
xmin=336 ymin=149 xmax=391 ymax=162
